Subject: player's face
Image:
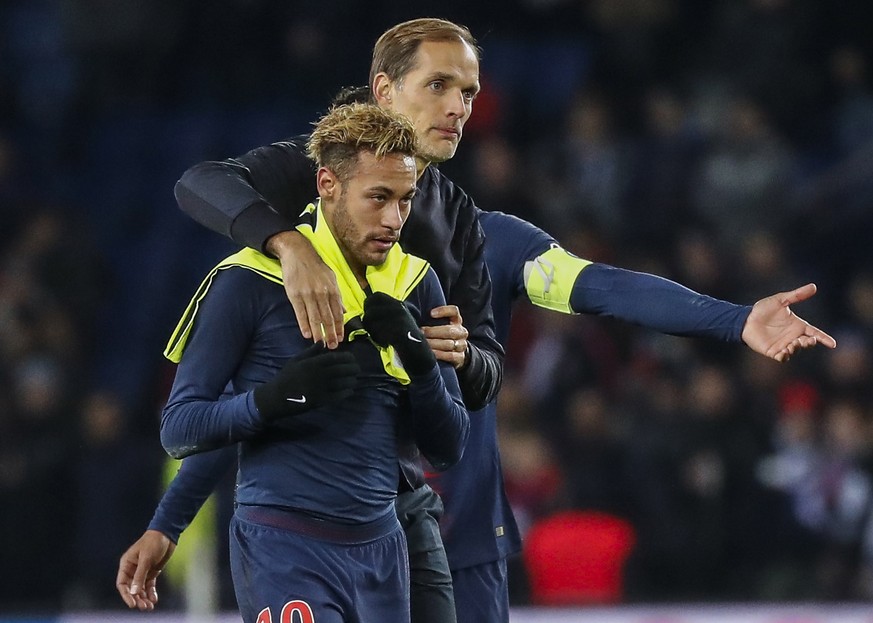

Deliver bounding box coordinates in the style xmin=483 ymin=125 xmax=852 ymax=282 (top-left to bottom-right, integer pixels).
xmin=386 ymin=40 xmax=480 ymax=164
xmin=324 ymin=151 xmax=417 ymax=275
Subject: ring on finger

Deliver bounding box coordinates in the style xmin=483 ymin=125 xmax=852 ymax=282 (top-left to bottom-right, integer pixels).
xmin=452 ymin=339 xmax=458 ymax=352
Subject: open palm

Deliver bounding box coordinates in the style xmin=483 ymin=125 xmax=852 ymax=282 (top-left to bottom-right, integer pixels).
xmin=741 ymin=283 xmax=837 ymax=362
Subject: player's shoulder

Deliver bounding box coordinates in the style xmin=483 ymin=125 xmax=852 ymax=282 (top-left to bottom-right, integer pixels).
xmin=182 ymin=262 xmax=287 ymax=340
xmin=271 ymin=134 xmax=309 ymax=150
xmin=480 ymin=210 xmax=552 ymax=244
xmin=263 ymin=135 xmax=312 ymax=165
xmin=418 ymin=166 xmax=480 ymax=222
xmin=407 ymin=264 xmax=448 ymax=313
xmin=210 ymin=262 xmax=284 ymax=299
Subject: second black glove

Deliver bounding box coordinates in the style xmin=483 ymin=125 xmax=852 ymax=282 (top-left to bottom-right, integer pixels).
xmin=363 ymin=292 xmax=437 ymax=378
xmin=253 ymin=344 xmax=361 ymax=422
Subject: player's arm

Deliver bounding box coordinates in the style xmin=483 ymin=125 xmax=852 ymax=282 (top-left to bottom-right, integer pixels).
xmin=159 ymin=269 xmax=359 ymax=459
xmin=147 ymin=446 xmax=237 ymax=544
xmin=363 ymin=274 xmax=470 ymax=470
xmin=406 ymin=271 xmax=471 ymax=470
xmin=405 ymin=358 xmax=470 ymax=470
xmin=174 ymin=140 xmax=346 ymax=348
xmin=116 ymin=447 xmax=236 ymax=610
xmin=159 ymin=270 xmax=266 ymax=459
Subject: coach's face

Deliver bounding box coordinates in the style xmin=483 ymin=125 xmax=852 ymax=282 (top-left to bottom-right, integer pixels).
xmin=317 ymin=151 xmax=417 ymax=278
xmin=374 ymin=40 xmax=480 ymax=166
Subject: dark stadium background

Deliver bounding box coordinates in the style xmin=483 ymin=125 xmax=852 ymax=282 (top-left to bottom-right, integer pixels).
xmin=2 ymin=0 xmax=873 ymax=617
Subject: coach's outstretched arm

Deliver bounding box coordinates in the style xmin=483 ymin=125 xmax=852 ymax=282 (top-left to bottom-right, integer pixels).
xmin=569 ymin=266 xmax=835 ymax=361
xmin=480 ymin=211 xmax=835 ymax=362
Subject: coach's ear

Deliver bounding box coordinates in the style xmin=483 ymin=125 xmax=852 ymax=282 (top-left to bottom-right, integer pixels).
xmin=373 ymin=73 xmax=393 ymax=106
xmin=316 ymin=167 xmax=338 ymax=199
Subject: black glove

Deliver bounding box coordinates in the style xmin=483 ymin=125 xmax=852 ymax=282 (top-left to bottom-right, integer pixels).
xmin=253 ymin=344 xmax=361 ymax=422
xmin=362 ymin=292 xmax=436 ymax=377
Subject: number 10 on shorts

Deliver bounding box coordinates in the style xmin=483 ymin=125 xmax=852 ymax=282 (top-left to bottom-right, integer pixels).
xmin=257 ymin=600 xmax=315 ymax=623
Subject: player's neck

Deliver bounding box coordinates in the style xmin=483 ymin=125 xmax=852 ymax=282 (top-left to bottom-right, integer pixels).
xmin=415 ymin=157 xmax=434 ymax=179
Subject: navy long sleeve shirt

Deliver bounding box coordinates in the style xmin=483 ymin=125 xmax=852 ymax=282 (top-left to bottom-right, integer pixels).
xmin=160 ymin=263 xmax=468 ymax=525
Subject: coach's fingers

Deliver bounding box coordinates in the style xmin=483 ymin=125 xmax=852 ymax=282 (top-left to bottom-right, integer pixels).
xmin=277 ymin=237 xmax=345 ymax=348
xmin=778 ymin=282 xmax=817 ymax=307
xmin=430 ymin=304 xmax=464 ymax=325
xmin=806 ymin=324 xmax=836 ymax=349
xmin=425 ymin=336 xmax=467 ymax=367
xmin=422 ymin=318 xmax=468 ymax=368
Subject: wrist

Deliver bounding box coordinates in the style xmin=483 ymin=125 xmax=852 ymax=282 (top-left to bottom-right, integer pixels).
xmin=144 ymin=527 xmax=178 ymax=546
xmin=404 ymin=357 xmax=438 ymax=379
xmin=398 ymin=343 xmax=437 ymax=378
xmin=252 ymin=384 xmax=283 ymax=423
xmin=265 ymin=230 xmax=305 ymax=260
xmin=230 ymin=202 xmax=297 ymax=254
xmin=737 ymin=305 xmax=755 ymax=344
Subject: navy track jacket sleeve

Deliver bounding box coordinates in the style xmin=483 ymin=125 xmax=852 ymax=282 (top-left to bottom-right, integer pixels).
xmin=403 ymin=169 xmax=504 ymax=411
xmin=571 ymin=264 xmax=752 ymax=342
xmin=174 ymin=138 xmax=314 ymax=253
xmin=452 ymin=212 xmax=502 ymax=411
xmin=147 ymin=446 xmax=236 ymax=542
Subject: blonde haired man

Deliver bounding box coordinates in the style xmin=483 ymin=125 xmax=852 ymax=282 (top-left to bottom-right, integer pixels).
xmin=157 ymin=103 xmax=468 ymax=623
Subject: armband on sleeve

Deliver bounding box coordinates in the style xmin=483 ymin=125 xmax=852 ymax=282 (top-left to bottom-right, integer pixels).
xmin=523 ymin=246 xmax=592 ymax=314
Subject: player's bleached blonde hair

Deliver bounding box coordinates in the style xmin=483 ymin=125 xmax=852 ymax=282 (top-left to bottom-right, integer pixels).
xmin=307 ymin=102 xmax=418 ymax=182
xmin=370 ymin=18 xmax=480 ymax=89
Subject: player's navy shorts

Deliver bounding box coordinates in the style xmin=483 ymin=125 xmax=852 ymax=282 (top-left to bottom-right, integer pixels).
xmin=452 ymin=558 xmax=509 ymax=623
xmin=229 ymin=504 xmax=410 ymax=623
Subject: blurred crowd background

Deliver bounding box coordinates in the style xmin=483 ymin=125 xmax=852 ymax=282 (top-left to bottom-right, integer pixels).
xmin=2 ymin=0 xmax=873 ymax=614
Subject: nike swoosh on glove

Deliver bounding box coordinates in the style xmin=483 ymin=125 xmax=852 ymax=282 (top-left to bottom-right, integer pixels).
xmin=363 ymin=292 xmax=436 ymax=378
xmin=253 ymin=343 xmax=361 ymax=422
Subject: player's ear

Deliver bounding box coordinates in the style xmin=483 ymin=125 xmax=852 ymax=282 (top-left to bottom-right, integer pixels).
xmin=373 ymin=73 xmax=393 ymax=106
xmin=316 ymin=167 xmax=338 ymax=199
